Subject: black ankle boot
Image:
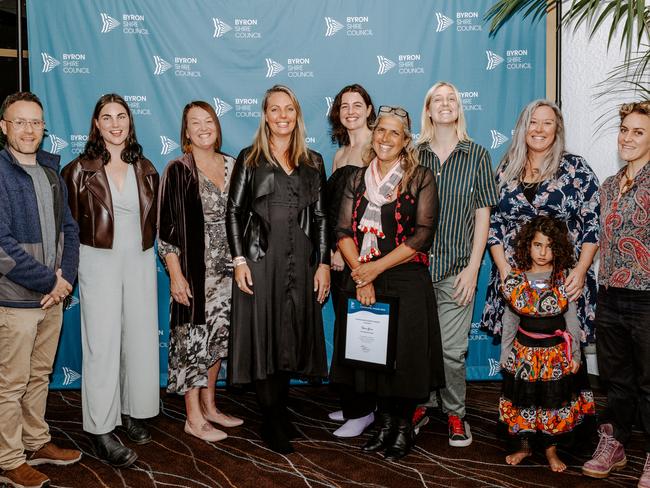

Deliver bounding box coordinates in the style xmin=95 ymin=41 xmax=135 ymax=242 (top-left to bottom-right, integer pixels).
xmin=119 ymin=415 xmax=152 ymax=444
xmin=362 ymin=413 xmax=395 ymax=452
xmin=91 ymin=432 xmax=138 ymax=468
xmin=279 ymin=409 xmax=300 ymax=440
xmin=384 ymin=418 xmax=414 ymax=461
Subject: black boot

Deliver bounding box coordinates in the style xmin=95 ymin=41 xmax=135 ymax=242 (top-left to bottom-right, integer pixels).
xmin=119 ymin=415 xmax=152 ymax=444
xmin=91 ymin=433 xmax=138 ymax=468
xmin=362 ymin=412 xmax=395 ymax=452
xmin=384 ymin=418 xmax=414 ymax=461
xmin=260 ymin=412 xmax=294 ymax=454
xmin=279 ymin=408 xmax=300 ymax=440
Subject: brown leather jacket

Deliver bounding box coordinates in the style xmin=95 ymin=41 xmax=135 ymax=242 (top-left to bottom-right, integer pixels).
xmin=61 ymin=157 xmax=159 ymax=250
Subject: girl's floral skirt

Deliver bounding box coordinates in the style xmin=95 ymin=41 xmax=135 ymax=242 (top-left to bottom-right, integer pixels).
xmin=499 ymin=339 xmax=595 ymax=437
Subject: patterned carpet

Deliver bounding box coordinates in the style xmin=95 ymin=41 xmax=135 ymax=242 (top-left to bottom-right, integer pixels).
xmin=30 ymin=383 xmax=645 ymax=488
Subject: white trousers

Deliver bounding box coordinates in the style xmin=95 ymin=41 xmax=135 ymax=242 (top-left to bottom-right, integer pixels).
xmin=78 ymin=244 xmax=160 ymax=434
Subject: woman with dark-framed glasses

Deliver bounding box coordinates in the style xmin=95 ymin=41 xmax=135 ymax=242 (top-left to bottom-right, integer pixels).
xmin=332 ymin=105 xmax=444 ymax=460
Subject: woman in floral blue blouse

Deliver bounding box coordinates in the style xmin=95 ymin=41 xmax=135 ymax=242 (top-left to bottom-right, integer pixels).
xmin=481 ymin=100 xmax=600 ymax=343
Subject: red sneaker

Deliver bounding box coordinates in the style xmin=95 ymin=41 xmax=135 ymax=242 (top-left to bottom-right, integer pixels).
xmin=412 ymin=406 xmax=429 ymax=435
xmin=448 ymin=414 xmax=472 ymax=447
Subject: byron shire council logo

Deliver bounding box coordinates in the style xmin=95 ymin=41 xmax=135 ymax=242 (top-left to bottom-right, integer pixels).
xmin=41 ymin=52 xmax=60 ymax=73
xmin=325 ymin=96 xmax=334 ymax=116
xmin=62 ymin=366 xmax=81 ymax=386
xmin=160 ymin=136 xmax=179 ymax=155
xmin=265 ymin=58 xmax=284 ymax=78
xmin=153 ymin=56 xmax=172 ymax=75
xmin=213 ymin=18 xmax=232 ymax=38
xmin=48 ymin=134 xmax=68 ymax=154
xmin=100 ymin=13 xmax=120 ymax=33
xmin=435 ymin=12 xmax=454 ymax=32
xmin=376 ymin=55 xmax=396 ymax=75
xmin=486 ymin=50 xmax=504 ymax=70
xmin=324 ymin=17 xmax=344 ymax=36
xmin=64 ymin=295 xmax=80 ymax=311
xmin=490 ymin=129 xmax=509 ymax=149
xmin=213 ymin=97 xmax=233 ymax=117
xmin=488 ymin=358 xmax=501 ymax=377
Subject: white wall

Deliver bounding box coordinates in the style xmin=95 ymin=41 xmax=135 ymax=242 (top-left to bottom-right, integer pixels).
xmin=561 ymin=23 xmax=642 ymax=184
xmin=561 ymin=25 xmax=631 ymax=372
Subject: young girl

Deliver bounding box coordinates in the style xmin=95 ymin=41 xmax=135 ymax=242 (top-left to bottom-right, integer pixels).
xmin=499 ymin=215 xmax=595 ymax=472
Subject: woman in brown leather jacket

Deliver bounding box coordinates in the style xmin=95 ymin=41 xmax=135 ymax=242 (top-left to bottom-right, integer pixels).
xmin=226 ymin=85 xmax=330 ymax=454
xmin=61 ymin=94 xmax=159 ymax=468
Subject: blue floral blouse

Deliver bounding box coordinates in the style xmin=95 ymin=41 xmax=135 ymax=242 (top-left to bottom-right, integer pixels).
xmin=481 ymin=153 xmax=600 ymax=342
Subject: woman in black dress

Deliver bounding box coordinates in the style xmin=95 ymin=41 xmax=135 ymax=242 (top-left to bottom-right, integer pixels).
xmin=326 ymin=84 xmax=377 ymax=437
xmin=334 ymin=106 xmax=444 ymax=460
xmin=226 ymin=85 xmax=330 ymax=454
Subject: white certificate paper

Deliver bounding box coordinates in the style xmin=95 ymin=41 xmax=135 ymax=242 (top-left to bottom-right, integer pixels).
xmin=344 ymin=298 xmax=391 ymax=366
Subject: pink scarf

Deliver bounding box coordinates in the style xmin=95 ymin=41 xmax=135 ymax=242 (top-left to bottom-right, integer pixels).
xmin=358 ymin=158 xmax=404 ymax=262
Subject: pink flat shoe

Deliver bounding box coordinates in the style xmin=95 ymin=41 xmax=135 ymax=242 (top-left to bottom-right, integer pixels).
xmin=184 ymin=421 xmax=227 ymax=442
xmin=204 ymin=411 xmax=244 ymax=428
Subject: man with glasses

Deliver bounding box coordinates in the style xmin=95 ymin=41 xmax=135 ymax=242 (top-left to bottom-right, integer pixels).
xmin=0 ymin=92 xmax=80 ymax=488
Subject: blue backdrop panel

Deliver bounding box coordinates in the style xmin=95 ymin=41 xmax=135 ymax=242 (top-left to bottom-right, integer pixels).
xmin=26 ymin=0 xmax=546 ymax=388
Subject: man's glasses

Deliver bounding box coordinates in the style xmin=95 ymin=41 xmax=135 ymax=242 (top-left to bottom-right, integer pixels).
xmin=377 ymin=105 xmax=411 ymax=129
xmin=3 ymin=119 xmax=46 ymax=130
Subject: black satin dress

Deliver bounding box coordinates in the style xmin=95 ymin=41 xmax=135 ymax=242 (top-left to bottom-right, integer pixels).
xmin=229 ymin=166 xmax=328 ymax=384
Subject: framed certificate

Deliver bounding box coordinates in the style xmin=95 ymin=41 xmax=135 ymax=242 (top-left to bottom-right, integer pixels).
xmin=341 ymin=293 xmax=399 ymax=371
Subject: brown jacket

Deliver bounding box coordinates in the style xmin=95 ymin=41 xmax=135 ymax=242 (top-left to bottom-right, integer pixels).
xmin=61 ymin=156 xmax=159 ymax=250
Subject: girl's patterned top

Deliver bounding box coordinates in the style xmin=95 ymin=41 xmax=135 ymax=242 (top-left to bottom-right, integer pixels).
xmin=502 ymin=269 xmax=568 ymax=317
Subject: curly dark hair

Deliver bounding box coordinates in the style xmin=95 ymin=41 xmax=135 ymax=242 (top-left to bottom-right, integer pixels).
xmin=328 ymin=84 xmax=376 ymax=146
xmin=81 ymin=93 xmax=143 ymax=165
xmin=512 ymin=215 xmax=575 ymax=273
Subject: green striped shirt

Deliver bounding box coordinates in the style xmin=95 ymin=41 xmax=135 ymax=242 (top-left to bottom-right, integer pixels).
xmin=418 ymin=140 xmax=498 ymax=282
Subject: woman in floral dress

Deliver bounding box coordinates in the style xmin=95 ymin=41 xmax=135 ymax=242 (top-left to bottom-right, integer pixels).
xmin=158 ymin=101 xmax=243 ymax=442
xmin=481 ymin=100 xmax=600 ymax=343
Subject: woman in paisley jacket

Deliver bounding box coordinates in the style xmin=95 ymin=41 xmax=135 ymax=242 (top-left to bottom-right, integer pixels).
xmin=582 ymin=101 xmax=650 ymax=485
xmin=481 ymin=100 xmax=600 ymax=343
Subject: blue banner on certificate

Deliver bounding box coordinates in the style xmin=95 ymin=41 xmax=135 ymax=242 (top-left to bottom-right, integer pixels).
xmin=342 ymin=295 xmax=398 ymax=371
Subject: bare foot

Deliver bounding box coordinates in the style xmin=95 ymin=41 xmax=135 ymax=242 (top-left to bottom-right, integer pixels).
xmin=545 ymin=445 xmax=567 ymax=472
xmin=506 ymin=449 xmax=532 ymax=465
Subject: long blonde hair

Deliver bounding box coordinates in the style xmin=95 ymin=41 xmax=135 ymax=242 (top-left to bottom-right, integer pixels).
xmin=244 ymin=85 xmax=311 ymax=169
xmin=418 ymin=81 xmax=470 ymax=145
xmin=363 ymin=109 xmax=419 ymax=192
xmin=497 ymin=99 xmax=566 ymax=189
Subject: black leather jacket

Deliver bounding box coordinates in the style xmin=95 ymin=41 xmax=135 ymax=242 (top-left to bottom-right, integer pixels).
xmin=226 ymin=147 xmax=329 ymax=266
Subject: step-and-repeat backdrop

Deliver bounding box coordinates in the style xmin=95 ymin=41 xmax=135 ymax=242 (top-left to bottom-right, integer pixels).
xmin=27 ymin=0 xmax=546 ymax=388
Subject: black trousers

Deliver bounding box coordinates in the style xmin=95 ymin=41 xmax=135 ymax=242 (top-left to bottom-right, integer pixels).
xmin=377 ymin=397 xmax=417 ymax=422
xmin=255 ymin=373 xmax=290 ymax=413
xmin=596 ymin=287 xmax=650 ymax=453
xmin=330 ymin=269 xmax=376 ymax=419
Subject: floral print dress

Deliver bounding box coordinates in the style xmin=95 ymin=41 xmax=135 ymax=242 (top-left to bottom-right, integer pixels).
xmin=499 ymin=269 xmax=595 ymax=439
xmin=481 ymin=153 xmax=600 ymax=342
xmin=159 ymin=156 xmax=235 ymax=393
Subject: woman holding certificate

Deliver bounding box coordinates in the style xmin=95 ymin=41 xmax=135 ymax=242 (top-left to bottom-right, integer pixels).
xmin=333 ymin=105 xmax=445 ymax=460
